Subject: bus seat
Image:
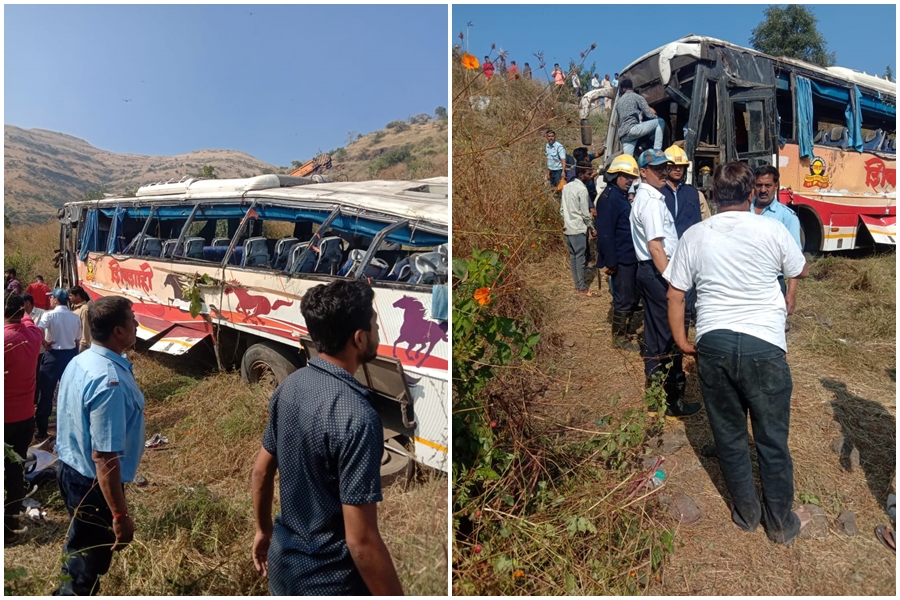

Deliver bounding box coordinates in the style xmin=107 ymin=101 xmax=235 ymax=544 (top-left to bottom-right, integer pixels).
xmin=141 ymin=237 xmax=162 ymax=257
xmin=161 ymin=239 xmax=180 ymax=258
xmin=338 ymin=249 xmax=365 ymax=277
xmin=242 ymin=237 xmax=270 ymax=268
xmin=385 ymin=257 xmax=413 ymax=282
xmin=183 ymin=237 xmax=205 ymax=260
xmin=272 ymin=237 xmax=300 ymax=270
xmin=824 ymin=126 xmax=848 ymax=147
xmin=366 ymin=258 xmax=390 ymax=280
xmin=288 ymin=242 xmax=315 ymax=273
xmin=882 ymin=135 xmax=896 ymax=153
xmin=411 ymin=251 xmax=448 ymax=285
xmin=212 ymin=237 xmax=230 ymax=247
xmin=813 ymin=129 xmax=826 ymax=144
xmin=315 ymin=236 xmax=344 ymax=274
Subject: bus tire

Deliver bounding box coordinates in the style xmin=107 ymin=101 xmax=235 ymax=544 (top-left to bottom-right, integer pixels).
xmin=240 ymin=342 xmax=304 ymax=387
xmin=797 ymin=208 xmax=822 ymax=254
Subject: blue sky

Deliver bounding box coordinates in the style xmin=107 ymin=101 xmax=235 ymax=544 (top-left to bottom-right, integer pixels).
xmin=5 ymin=4 xmax=449 ymax=166
xmin=452 ymin=5 xmax=896 ymax=81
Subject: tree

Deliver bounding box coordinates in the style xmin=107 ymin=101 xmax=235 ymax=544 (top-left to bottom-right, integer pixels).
xmin=435 ymin=106 xmax=447 ymax=120
xmin=82 ymin=188 xmax=107 ymax=201
xmin=290 ymin=160 xmax=302 ymax=169
xmin=196 ymin=165 xmax=218 ymax=179
xmin=885 ymin=65 xmax=894 ymax=82
xmin=750 ymin=5 xmax=835 ymax=67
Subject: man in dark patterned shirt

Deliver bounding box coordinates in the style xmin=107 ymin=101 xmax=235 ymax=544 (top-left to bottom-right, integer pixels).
xmin=251 ymin=280 xmax=403 ymax=595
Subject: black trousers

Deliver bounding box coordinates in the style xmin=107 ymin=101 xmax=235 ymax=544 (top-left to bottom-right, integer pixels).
xmin=636 ymin=261 xmax=684 ymax=385
xmin=37 ymin=348 xmax=77 ymax=436
xmin=611 ymin=263 xmax=640 ymax=312
xmin=4 ymin=417 xmax=34 ymax=539
xmin=55 ymin=462 xmax=120 ymax=596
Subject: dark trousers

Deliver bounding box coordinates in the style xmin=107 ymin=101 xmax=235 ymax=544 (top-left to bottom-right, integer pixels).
xmin=34 ymin=353 xmax=44 ymax=406
xmin=696 ymin=330 xmax=800 ymax=544
xmin=4 ymin=417 xmax=34 ymax=539
xmin=549 ymin=169 xmax=562 ymax=187
xmin=636 ymin=261 xmax=683 ymax=385
xmin=611 ymin=263 xmax=640 ymax=312
xmin=37 ymin=348 xmax=77 ymax=436
xmin=55 ymin=461 xmax=118 ymax=596
xmin=777 ymin=275 xmax=787 ymax=296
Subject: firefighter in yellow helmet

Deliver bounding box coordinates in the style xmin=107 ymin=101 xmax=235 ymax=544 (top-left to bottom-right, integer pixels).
xmin=661 ymin=144 xmax=709 ymax=336
xmin=596 ymin=154 xmax=642 ymax=351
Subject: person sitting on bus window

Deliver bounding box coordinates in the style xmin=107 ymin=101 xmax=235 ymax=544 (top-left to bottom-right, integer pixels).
xmin=615 ymin=78 xmax=665 ymax=158
xmin=751 ymin=166 xmax=802 ymax=323
xmin=251 ymin=280 xmax=404 ymax=596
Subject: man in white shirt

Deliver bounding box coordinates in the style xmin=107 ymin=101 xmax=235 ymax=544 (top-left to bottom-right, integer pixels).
xmin=630 ymin=149 xmax=699 ymax=417
xmin=35 ymin=288 xmax=82 ymax=440
xmin=590 ymin=73 xmax=601 ymax=90
xmin=561 ymin=161 xmax=597 ymax=296
xmin=664 ymin=161 xmax=809 ymax=545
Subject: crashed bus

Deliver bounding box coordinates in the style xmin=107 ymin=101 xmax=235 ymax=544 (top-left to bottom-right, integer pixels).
xmin=604 ymin=35 xmax=896 ymax=252
xmin=57 ymin=174 xmax=449 ymax=480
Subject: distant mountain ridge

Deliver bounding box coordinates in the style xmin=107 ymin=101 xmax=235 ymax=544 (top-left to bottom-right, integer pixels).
xmin=4 ymin=118 xmax=447 ymax=225
xmin=3 ymin=125 xmax=279 ymax=224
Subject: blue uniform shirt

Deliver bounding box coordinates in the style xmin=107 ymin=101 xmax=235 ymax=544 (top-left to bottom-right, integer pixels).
xmin=750 ymin=198 xmax=802 ymax=249
xmin=262 ymin=356 xmax=383 ymax=596
xmin=545 ymin=141 xmax=566 ymax=171
xmin=56 ymin=344 xmax=146 ymax=482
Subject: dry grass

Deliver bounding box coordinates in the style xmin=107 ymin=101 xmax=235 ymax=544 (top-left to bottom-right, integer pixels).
xmin=3 ymin=219 xmax=60 ymax=287
xmin=4 ymin=349 xmax=447 ymax=595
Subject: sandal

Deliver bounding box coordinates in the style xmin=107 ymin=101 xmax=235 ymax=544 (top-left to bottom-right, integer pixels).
xmin=793 ymin=506 xmax=813 ymax=531
xmin=575 ymin=290 xmax=598 ymax=298
xmin=876 ymin=525 xmax=896 ymax=552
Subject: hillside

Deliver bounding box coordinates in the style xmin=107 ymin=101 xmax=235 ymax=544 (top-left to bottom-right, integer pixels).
xmin=3 ymin=117 xmax=448 ymax=225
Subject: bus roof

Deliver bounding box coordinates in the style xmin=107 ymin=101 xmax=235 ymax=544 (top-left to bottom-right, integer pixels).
xmin=621 ymin=35 xmax=896 ymax=98
xmin=65 ymin=175 xmax=449 ymax=226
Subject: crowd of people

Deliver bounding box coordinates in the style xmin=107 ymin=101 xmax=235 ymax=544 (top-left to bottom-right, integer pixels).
xmin=544 ymin=66 xmax=845 ymax=543
xmin=4 ymin=276 xmax=406 ymax=594
xmin=478 ymin=53 xmax=618 ymax=99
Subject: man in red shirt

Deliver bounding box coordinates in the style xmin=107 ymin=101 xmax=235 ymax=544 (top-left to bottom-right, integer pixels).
xmin=24 ymin=275 xmax=51 ymax=311
xmin=508 ymin=61 xmax=520 ymax=80
xmin=4 ymin=291 xmax=44 ymax=545
xmin=482 ymin=56 xmax=495 ymax=79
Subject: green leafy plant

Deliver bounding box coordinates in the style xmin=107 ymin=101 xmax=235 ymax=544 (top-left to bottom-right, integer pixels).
xmin=452 ymin=249 xmax=539 ymax=513
xmin=181 ymin=273 xmax=217 ymax=318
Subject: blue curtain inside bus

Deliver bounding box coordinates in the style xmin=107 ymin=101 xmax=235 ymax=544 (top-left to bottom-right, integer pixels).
xmin=78 ymin=209 xmax=100 ymax=261
xmin=106 ymin=205 xmax=124 ymax=254
xmin=845 ymin=86 xmax=864 ymax=152
xmin=795 ymin=76 xmax=814 ymax=158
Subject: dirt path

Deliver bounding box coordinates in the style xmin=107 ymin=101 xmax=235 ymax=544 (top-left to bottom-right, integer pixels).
xmin=522 ymin=250 xmax=896 ymax=595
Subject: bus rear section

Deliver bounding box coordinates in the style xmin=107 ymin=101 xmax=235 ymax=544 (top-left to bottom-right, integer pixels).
xmin=604 ymin=35 xmax=895 ymax=252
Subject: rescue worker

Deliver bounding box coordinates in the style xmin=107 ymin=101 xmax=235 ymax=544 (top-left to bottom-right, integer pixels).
xmin=596 ymin=154 xmax=641 ymax=351
xmin=630 ymin=149 xmax=700 ymax=418
xmin=661 ymin=145 xmax=711 ymax=332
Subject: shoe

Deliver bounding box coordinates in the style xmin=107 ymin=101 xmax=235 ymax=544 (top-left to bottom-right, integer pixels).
xmin=612 ymin=310 xmax=640 ymax=352
xmin=32 ymin=432 xmax=50 ymax=444
xmin=664 ymin=400 xmax=702 ymax=418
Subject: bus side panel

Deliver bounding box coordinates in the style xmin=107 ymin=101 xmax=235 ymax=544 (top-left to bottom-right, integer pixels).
xmin=77 ymin=255 xmax=450 ymax=472
xmin=779 ymin=143 xmax=896 ymax=198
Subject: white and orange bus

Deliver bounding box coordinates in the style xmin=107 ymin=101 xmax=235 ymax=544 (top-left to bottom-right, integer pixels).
xmin=604 ymin=35 xmax=895 ymax=252
xmin=58 ymin=174 xmax=449 ymax=479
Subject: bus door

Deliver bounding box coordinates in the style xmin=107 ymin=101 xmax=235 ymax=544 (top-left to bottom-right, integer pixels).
xmin=725 ymin=86 xmax=777 ymax=170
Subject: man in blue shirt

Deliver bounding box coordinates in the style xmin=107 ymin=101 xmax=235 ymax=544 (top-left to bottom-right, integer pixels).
xmin=251 ymin=280 xmax=403 ymax=595
xmin=54 ymin=295 xmax=145 ymax=595
xmin=752 ymin=165 xmax=802 ymax=316
xmin=545 ymin=129 xmax=567 ymax=188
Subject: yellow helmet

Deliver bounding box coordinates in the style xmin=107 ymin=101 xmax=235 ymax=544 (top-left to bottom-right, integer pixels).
xmin=607 ymin=153 xmax=639 ymax=177
xmin=664 ymin=145 xmax=690 ymax=166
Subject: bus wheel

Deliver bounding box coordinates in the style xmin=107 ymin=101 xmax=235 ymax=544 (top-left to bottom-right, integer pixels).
xmin=382 ymin=437 xmax=414 ymax=488
xmin=798 ymin=209 xmax=822 ymax=254
xmin=241 ymin=342 xmax=304 ymax=388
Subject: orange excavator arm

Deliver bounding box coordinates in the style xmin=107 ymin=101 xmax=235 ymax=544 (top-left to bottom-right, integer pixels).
xmin=289 ymin=153 xmax=333 ymax=177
